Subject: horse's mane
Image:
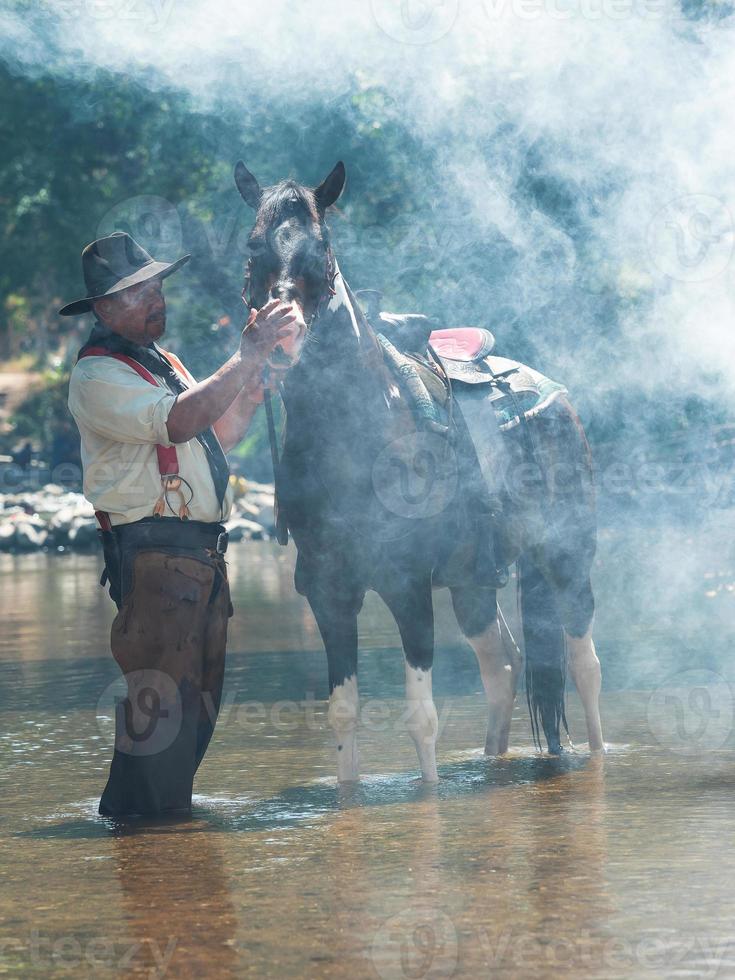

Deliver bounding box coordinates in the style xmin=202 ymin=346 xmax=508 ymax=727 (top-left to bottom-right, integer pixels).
xmin=248 ymin=180 xmax=321 ymax=245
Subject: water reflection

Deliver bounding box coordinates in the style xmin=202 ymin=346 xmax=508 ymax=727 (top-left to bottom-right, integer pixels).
xmin=112 ymin=827 xmax=239 ymax=976
xmin=0 ymin=544 xmax=489 ymax=664
xmin=5 ymin=727 xmax=735 ymax=977
xmin=3 ymin=543 xmax=735 ymax=977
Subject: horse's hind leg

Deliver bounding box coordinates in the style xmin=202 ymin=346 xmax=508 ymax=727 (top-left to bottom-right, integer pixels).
xmin=525 ymin=395 xmax=604 ymax=752
xmin=550 ymin=558 xmax=603 ymax=752
xmin=566 ymin=626 xmax=604 ymax=752
xmin=537 ymin=555 xmax=604 ymax=752
xmin=451 ymin=587 xmax=520 ymax=755
xmin=379 ymin=578 xmax=439 ymax=783
xmin=308 ymin=592 xmax=362 ymax=783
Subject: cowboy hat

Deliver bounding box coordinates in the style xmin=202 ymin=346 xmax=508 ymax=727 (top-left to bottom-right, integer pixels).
xmin=58 ymin=232 xmax=190 ymax=316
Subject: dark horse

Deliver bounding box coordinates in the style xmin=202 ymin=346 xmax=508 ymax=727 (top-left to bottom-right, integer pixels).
xmin=234 ymin=159 xmax=604 ymax=782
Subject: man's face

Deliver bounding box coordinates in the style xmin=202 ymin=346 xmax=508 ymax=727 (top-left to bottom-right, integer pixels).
xmin=94 ymin=278 xmax=166 ymax=345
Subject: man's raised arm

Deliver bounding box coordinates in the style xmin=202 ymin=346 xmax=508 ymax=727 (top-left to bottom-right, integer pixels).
xmin=166 ymin=300 xmax=296 ymax=445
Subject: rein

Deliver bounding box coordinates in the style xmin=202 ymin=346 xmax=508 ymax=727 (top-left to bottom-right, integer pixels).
xmin=245 ymin=235 xmax=337 ymax=546
xmin=263 ymin=384 xmax=289 ymax=545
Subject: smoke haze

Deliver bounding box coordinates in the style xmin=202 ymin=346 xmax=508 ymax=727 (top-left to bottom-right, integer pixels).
xmin=2 ymin=0 xmax=734 ymax=686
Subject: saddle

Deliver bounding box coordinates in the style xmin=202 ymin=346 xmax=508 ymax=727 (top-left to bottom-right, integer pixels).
xmin=356 ymin=294 xmax=568 ymax=590
xmin=358 ymin=300 xmax=567 ymax=434
xmin=429 ymin=327 xmax=496 ymax=367
xmin=367 ymin=305 xmax=498 ymax=383
xmin=362 ymin=306 xmax=506 ymax=587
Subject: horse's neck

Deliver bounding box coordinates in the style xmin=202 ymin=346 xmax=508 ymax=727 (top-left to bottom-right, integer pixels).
xmin=284 ymin=270 xmax=391 ymax=454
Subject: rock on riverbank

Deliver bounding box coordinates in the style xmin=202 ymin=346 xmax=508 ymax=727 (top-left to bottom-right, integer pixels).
xmin=0 ymin=478 xmax=277 ymax=552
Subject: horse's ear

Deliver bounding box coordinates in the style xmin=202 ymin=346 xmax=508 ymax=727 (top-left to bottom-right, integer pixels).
xmin=314 ymin=161 xmax=346 ymax=213
xmin=234 ymin=161 xmax=262 ymax=210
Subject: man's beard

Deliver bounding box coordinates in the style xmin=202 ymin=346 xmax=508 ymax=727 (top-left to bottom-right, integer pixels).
xmin=145 ymin=312 xmax=166 ymax=339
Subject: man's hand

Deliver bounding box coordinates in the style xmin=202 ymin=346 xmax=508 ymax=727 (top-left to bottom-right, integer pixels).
xmin=240 ymin=299 xmax=299 ymax=361
xmin=166 ymin=301 xmax=301 ymax=446
xmin=240 ymin=300 xmax=302 ymax=404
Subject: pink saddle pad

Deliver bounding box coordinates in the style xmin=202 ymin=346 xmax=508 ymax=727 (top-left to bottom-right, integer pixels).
xmin=429 ymin=327 xmax=495 ymax=362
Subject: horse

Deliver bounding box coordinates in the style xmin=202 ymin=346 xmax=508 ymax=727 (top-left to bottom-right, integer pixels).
xmin=234 ymin=158 xmax=604 ymax=783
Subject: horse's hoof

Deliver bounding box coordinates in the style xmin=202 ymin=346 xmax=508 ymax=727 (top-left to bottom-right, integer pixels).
xmin=412 ymin=774 xmax=440 ymax=785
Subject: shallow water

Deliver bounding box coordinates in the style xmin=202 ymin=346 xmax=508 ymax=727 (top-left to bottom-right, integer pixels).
xmin=2 ymin=541 xmax=735 ymax=978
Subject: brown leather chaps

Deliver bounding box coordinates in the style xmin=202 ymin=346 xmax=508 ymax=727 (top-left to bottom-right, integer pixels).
xmin=98 ymin=549 xmax=232 ymax=818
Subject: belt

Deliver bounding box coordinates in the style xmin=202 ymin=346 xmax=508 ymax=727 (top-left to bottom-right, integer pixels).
xmin=114 ymin=517 xmax=229 ymax=555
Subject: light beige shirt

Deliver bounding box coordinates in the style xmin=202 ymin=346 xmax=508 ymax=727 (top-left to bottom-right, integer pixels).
xmin=68 ymin=350 xmax=233 ymax=526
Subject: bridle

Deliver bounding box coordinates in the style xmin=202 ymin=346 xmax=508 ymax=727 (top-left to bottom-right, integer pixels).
xmin=242 ymin=224 xmax=338 ymax=547
xmin=240 ymin=230 xmax=338 ymax=329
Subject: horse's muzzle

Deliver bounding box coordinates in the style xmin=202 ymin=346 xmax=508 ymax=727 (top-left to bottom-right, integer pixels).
xmin=267 ymin=314 xmax=307 ymax=369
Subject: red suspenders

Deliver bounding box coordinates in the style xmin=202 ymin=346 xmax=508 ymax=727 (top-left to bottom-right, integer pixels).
xmin=78 ymin=347 xmax=191 ymax=526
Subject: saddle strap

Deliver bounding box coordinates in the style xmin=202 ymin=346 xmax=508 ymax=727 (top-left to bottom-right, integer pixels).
xmin=376 ymin=332 xmax=449 ymax=434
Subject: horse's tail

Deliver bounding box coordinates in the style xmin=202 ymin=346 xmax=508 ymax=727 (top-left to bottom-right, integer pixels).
xmin=519 ymin=554 xmax=568 ymax=754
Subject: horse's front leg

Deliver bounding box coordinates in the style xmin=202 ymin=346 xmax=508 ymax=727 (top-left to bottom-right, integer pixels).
xmin=379 ymin=578 xmax=439 ymax=783
xmin=308 ymin=591 xmax=362 ymax=783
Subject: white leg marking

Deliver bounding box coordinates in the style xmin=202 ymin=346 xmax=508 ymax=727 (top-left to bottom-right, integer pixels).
xmin=566 ymin=630 xmax=605 ymax=752
xmin=467 ymin=620 xmax=519 ymax=756
xmin=404 ymin=664 xmax=439 ymax=783
xmin=328 ymin=675 xmax=360 ymax=783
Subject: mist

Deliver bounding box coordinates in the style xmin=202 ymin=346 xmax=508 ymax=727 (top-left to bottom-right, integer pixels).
xmin=2 ymin=0 xmax=734 ymax=686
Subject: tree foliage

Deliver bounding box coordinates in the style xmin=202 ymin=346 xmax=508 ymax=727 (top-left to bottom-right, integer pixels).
xmin=0 ymin=58 xmax=725 ymax=479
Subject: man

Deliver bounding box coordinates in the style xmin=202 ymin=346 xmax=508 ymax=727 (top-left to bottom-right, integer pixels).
xmin=61 ymin=231 xmax=298 ymax=818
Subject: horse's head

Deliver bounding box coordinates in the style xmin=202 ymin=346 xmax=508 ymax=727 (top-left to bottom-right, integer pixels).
xmin=235 ymin=160 xmax=346 ymax=368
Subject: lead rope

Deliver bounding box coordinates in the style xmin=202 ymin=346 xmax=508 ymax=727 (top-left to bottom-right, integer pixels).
xmin=263 ymin=379 xmax=289 ymax=546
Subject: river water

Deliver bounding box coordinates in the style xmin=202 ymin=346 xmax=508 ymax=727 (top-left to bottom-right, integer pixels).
xmin=2 ymin=533 xmax=735 ymax=978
